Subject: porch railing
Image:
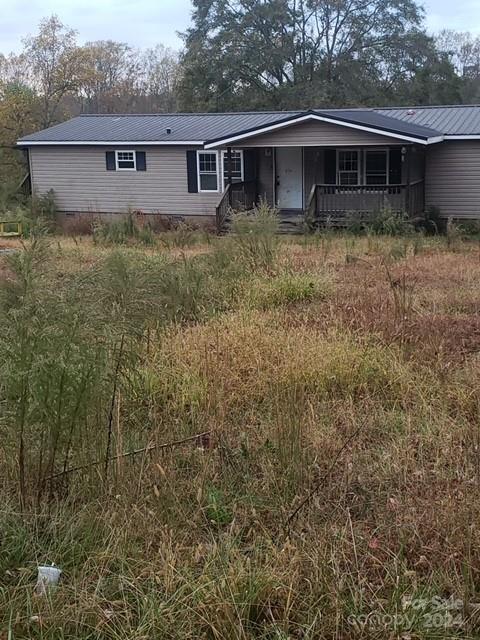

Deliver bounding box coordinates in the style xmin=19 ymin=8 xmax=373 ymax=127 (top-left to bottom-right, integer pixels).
xmin=314 ymin=181 xmax=424 ymax=222
xmin=215 ymin=180 xmax=257 ymax=232
xmin=407 ymin=179 xmax=425 ymax=217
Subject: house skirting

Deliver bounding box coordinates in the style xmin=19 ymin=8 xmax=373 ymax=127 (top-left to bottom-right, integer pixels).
xmin=57 ymin=211 xmax=217 ymax=233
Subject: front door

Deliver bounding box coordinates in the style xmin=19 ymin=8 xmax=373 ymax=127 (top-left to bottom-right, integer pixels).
xmin=275 ymin=148 xmax=303 ymax=209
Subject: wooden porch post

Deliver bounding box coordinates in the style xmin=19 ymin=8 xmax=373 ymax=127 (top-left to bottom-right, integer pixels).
xmin=226 ymin=146 xmax=233 ymax=208
xmin=405 ymin=145 xmax=411 ymax=216
xmin=226 ymin=146 xmax=232 ymax=186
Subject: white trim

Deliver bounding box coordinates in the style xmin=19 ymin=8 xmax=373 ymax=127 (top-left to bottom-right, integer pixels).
xmin=197 ymin=150 xmax=220 ymax=193
xmin=270 ymin=147 xmax=277 ymax=206
xmin=204 ymin=113 xmax=441 ymax=148
xmin=26 ymin=147 xmax=33 ymax=192
xmin=444 ymin=135 xmax=480 ymax=140
xmin=424 ymin=136 xmax=444 ymax=144
xmin=301 ymin=146 xmax=305 ymax=210
xmin=17 ymin=140 xmax=205 ymax=147
xmin=115 ymin=149 xmax=136 ymax=171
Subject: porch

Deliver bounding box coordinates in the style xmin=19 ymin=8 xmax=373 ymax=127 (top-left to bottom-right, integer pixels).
xmin=215 ymin=144 xmax=426 ymax=232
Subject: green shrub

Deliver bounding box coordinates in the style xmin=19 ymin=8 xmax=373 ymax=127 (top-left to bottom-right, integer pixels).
xmin=421 ymin=205 xmax=442 ymax=235
xmin=159 ymin=221 xmax=200 ymax=249
xmin=93 ymin=213 xmax=156 ymax=246
xmin=346 ymin=209 xmax=413 ymax=236
xmin=345 ymin=210 xmax=365 ymax=235
xmin=364 ymin=209 xmax=414 ymax=236
xmin=245 ymin=272 xmax=332 ymax=310
xmin=456 ymin=220 xmax=480 ymax=237
xmin=0 ymin=191 xmax=59 ymax=238
xmin=30 ymin=189 xmax=57 ymax=221
xmin=0 ymin=178 xmax=27 ymax=213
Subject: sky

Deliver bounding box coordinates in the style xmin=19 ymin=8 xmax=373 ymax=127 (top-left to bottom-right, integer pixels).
xmin=0 ymin=0 xmax=479 ymax=54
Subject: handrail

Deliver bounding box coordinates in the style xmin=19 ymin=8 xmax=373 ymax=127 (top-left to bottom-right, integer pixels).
xmin=316 ymin=183 xmax=408 ymax=189
xmin=304 ymin=183 xmax=317 ymax=230
xmin=17 ymin=173 xmax=30 ymax=191
xmin=215 ymin=180 xmax=258 ymax=233
xmin=306 ymin=183 xmax=316 ymax=208
xmin=215 ymin=183 xmax=232 ymax=234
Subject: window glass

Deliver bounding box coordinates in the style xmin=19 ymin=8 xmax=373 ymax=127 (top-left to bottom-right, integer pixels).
xmin=198 ymin=152 xmax=218 ymax=191
xmin=222 ymin=151 xmax=243 ymax=187
xmin=116 ymin=150 xmax=136 ymax=170
xmin=339 ymin=171 xmax=359 ymax=185
xmin=365 ymin=150 xmax=387 ymax=185
xmin=338 ymin=150 xmax=359 ymax=185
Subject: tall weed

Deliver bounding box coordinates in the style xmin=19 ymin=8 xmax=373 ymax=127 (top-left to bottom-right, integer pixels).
xmin=231 ymin=200 xmax=279 ymax=271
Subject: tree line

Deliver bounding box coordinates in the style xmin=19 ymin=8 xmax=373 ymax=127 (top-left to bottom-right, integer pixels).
xmin=1 ymin=3 xmax=480 ymax=190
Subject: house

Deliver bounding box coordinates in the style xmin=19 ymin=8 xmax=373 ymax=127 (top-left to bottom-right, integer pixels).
xmin=16 ymin=105 xmax=480 ymax=229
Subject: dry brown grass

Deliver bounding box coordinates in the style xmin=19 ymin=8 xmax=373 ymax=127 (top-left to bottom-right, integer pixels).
xmin=2 ymin=232 xmax=480 ymax=638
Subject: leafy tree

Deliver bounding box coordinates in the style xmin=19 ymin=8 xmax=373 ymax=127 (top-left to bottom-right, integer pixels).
xmin=0 ymin=82 xmax=39 ymax=200
xmin=178 ymin=0 xmax=460 ymax=111
xmin=23 ymin=15 xmax=87 ymax=127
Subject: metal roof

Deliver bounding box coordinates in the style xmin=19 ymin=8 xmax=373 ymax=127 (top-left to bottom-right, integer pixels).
xmin=375 ymin=105 xmax=480 ymax=136
xmin=17 ymin=112 xmax=301 ymax=143
xmin=17 ymin=105 xmax=480 ymax=145
xmin=321 ymin=109 xmax=441 ymax=138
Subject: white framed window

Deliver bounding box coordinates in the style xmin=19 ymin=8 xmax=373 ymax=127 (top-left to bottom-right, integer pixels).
xmin=364 ymin=149 xmax=388 ymax=185
xmin=337 ymin=149 xmax=359 ymax=185
xmin=197 ymin=151 xmax=219 ymax=192
xmin=221 ymin=150 xmax=244 ymax=188
xmin=115 ymin=150 xmax=136 ymax=171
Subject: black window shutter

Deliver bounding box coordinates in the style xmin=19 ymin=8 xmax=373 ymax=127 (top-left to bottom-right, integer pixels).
xmin=106 ymin=151 xmax=116 ymax=171
xmin=324 ymin=148 xmax=336 ymax=184
xmin=136 ymin=151 xmax=146 ymax=171
xmin=389 ymin=148 xmax=402 ymax=184
xmin=186 ymin=150 xmax=198 ymax=193
xmin=243 ymin=149 xmax=257 ymax=182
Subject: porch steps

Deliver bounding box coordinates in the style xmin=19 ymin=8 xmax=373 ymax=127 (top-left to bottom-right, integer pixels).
xmin=277 ymin=209 xmax=306 ymax=234
xmin=220 ymin=209 xmax=306 ymax=234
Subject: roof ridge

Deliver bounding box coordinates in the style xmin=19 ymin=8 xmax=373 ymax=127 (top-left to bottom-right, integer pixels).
xmin=74 ymin=104 xmax=480 ymax=118
xmin=78 ymin=110 xmax=301 ymax=117
xmin=377 ymin=104 xmax=480 ymax=111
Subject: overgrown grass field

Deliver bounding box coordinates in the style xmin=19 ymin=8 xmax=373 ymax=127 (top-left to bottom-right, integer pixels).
xmin=2 ymin=217 xmax=480 ymax=638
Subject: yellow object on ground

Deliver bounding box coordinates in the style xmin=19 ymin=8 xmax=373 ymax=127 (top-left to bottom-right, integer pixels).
xmin=0 ymin=221 xmax=22 ymax=237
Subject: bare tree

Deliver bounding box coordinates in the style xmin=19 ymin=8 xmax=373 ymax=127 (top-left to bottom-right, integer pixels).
xmin=140 ymin=45 xmax=180 ymax=111
xmin=80 ymin=40 xmax=141 ymax=113
xmin=436 ymin=30 xmax=480 ymax=77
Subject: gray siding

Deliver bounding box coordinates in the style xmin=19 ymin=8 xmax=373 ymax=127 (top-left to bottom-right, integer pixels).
xmin=426 ymin=141 xmax=480 ymax=218
xmin=304 ymin=148 xmax=324 ymax=203
xmin=30 ymin=145 xmax=221 ymax=216
xmin=408 ymin=146 xmax=425 ymax=182
xmin=239 ymin=120 xmax=402 ymax=147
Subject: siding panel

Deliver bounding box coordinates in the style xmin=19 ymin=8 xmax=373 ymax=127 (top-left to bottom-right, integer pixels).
xmin=239 ymin=120 xmax=402 ymax=147
xmin=30 ymin=146 xmax=222 ymax=216
xmin=426 ymin=141 xmax=480 ymax=218
xmin=303 ymin=148 xmax=324 ymax=202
